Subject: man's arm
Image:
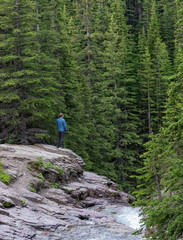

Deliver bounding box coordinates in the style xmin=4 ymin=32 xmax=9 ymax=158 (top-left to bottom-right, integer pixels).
xmin=56 ymin=119 xmax=59 ymax=130
xmin=63 ymin=119 xmax=67 ymax=131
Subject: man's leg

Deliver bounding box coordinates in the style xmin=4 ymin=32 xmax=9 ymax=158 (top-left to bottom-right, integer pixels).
xmin=61 ymin=131 xmax=66 ymax=148
xmin=57 ymin=132 xmax=61 ymax=148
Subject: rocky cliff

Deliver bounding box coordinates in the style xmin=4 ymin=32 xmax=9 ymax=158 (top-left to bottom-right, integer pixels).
xmin=0 ymin=144 xmax=133 ymax=240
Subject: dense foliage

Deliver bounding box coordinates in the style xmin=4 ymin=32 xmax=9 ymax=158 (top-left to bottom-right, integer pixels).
xmin=133 ymin=1 xmax=183 ymax=239
xmin=0 ymin=1 xmax=182 ymax=238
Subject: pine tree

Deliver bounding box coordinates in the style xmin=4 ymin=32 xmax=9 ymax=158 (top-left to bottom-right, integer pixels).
xmin=137 ymin=45 xmax=154 ymax=136
xmin=147 ymin=0 xmax=160 ymax=58
xmin=140 ymin=0 xmax=153 ymax=31
xmin=57 ymin=1 xmax=90 ymax=159
xmin=134 ymin=2 xmax=183 ymax=239
xmin=158 ymin=0 xmax=176 ymax=61
xmin=65 ymin=0 xmax=96 ymax=164
xmin=142 ymin=1 xmax=171 ymax=134
xmin=134 ymin=56 xmax=183 ymax=239
xmin=66 ymin=0 xmax=117 ymax=170
xmin=0 ymin=0 xmax=69 ymax=144
xmin=102 ymin=0 xmax=141 ymax=191
xmin=0 ymin=0 xmax=51 ymax=143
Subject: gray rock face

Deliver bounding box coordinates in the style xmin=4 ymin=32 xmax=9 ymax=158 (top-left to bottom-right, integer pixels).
xmin=0 ymin=144 xmax=130 ymax=240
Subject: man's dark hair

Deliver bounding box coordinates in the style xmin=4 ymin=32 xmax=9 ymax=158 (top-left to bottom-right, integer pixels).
xmin=59 ymin=113 xmax=64 ymax=117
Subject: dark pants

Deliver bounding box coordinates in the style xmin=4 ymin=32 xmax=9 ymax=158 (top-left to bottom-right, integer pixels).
xmin=57 ymin=131 xmax=66 ymax=148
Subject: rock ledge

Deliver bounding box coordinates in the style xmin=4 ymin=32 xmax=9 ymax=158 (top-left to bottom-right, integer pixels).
xmin=0 ymin=144 xmax=130 ymax=240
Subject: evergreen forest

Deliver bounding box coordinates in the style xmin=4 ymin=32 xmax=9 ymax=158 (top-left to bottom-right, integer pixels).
xmin=0 ymin=0 xmax=183 ymax=239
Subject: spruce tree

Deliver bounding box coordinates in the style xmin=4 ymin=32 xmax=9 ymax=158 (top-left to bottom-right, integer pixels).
xmin=0 ymin=0 xmax=50 ymax=143
xmin=103 ymin=0 xmax=141 ymax=191
xmin=65 ymin=0 xmax=95 ymax=164
xmin=158 ymin=0 xmax=176 ymax=61
xmin=58 ymin=1 xmax=90 ymax=159
xmin=142 ymin=1 xmax=171 ymax=134
xmin=134 ymin=1 xmax=183 ymax=239
xmin=67 ymin=0 xmax=116 ymax=170
xmin=0 ymin=0 xmax=66 ymax=144
xmin=137 ymin=45 xmax=154 ymax=136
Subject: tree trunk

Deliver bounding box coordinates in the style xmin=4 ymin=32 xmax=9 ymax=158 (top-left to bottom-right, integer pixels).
xmin=152 ymin=158 xmax=162 ymax=199
xmin=147 ymin=75 xmax=151 ymax=134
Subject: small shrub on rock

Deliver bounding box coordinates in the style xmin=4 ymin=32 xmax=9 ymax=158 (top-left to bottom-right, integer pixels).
xmin=0 ymin=158 xmax=11 ymax=184
xmin=2 ymin=201 xmax=14 ymax=208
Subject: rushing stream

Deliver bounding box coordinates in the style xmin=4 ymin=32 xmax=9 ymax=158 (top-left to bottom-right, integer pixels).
xmin=59 ymin=205 xmax=144 ymax=240
xmin=100 ymin=205 xmax=143 ymax=240
xmin=102 ymin=205 xmax=142 ymax=230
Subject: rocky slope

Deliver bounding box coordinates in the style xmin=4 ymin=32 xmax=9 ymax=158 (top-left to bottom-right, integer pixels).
xmin=0 ymin=144 xmax=133 ymax=240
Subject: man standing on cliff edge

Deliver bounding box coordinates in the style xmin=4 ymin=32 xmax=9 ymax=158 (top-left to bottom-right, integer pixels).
xmin=56 ymin=113 xmax=67 ymax=149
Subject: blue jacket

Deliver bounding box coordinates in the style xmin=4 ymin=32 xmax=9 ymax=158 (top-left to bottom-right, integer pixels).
xmin=56 ymin=117 xmax=67 ymax=132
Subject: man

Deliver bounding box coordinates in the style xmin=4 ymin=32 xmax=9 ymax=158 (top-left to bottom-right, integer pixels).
xmin=56 ymin=113 xmax=67 ymax=148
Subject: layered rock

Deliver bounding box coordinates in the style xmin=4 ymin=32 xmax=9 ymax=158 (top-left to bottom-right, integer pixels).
xmin=0 ymin=144 xmax=131 ymax=240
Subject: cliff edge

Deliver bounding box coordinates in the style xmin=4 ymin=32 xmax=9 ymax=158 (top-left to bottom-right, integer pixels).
xmin=0 ymin=144 xmax=131 ymax=240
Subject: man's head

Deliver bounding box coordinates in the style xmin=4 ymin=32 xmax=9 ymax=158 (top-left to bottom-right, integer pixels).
xmin=59 ymin=113 xmax=64 ymax=118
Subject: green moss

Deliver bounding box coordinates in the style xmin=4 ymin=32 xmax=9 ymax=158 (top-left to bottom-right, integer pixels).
xmin=66 ymin=188 xmax=72 ymax=193
xmin=0 ymin=172 xmax=11 ymax=184
xmin=2 ymin=201 xmax=14 ymax=208
xmin=44 ymin=161 xmax=54 ymax=169
xmin=39 ymin=173 xmax=44 ymax=180
xmin=35 ymin=157 xmax=64 ymax=177
xmin=27 ymin=164 xmax=32 ymax=171
xmin=0 ymin=158 xmax=11 ymax=184
xmin=69 ymin=169 xmax=73 ymax=173
xmin=21 ymin=199 xmax=26 ymax=205
xmin=55 ymin=166 xmax=64 ymax=176
xmin=36 ymin=157 xmax=44 ymax=167
xmin=51 ymin=182 xmax=59 ymax=188
xmin=29 ymin=187 xmax=36 ymax=192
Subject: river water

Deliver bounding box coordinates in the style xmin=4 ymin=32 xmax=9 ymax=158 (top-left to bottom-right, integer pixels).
xmin=100 ymin=205 xmax=143 ymax=240
xmin=59 ymin=205 xmax=144 ymax=240
xmin=102 ymin=205 xmax=142 ymax=229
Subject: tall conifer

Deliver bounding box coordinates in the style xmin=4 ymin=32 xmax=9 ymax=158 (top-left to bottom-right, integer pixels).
xmin=134 ymin=1 xmax=183 ymax=238
xmin=0 ymin=0 xmax=70 ymax=144
xmin=140 ymin=1 xmax=171 ymax=134
xmin=0 ymin=0 xmax=61 ymax=143
xmin=103 ymin=0 xmax=141 ymax=190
